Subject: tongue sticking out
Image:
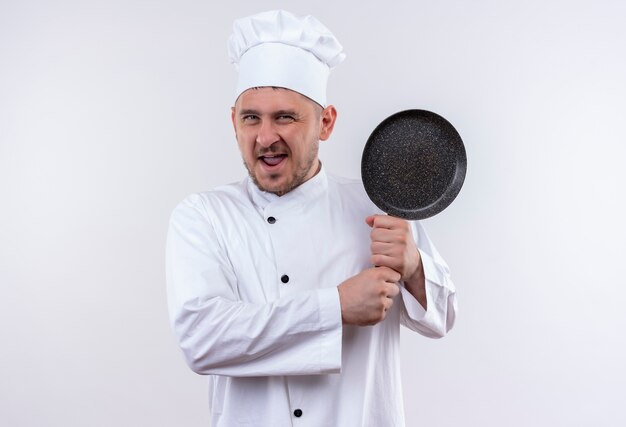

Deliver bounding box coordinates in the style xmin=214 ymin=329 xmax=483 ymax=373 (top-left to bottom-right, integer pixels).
xmin=262 ymin=156 xmax=285 ymax=166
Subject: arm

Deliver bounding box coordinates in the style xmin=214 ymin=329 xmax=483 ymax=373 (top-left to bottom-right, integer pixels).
xmin=366 ymin=215 xmax=457 ymax=338
xmin=166 ymin=196 xmax=343 ymax=377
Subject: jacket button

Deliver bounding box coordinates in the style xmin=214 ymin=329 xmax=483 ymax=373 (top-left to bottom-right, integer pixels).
xmin=267 ymin=216 xmax=276 ymax=224
xmin=281 ymin=275 xmax=289 ymax=284
xmin=293 ymin=409 xmax=303 ymax=417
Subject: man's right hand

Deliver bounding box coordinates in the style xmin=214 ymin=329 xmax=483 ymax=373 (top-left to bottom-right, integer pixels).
xmin=337 ymin=267 xmax=401 ymax=326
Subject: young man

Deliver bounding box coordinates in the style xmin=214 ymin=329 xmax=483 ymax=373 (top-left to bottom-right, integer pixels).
xmin=167 ymin=10 xmax=457 ymax=426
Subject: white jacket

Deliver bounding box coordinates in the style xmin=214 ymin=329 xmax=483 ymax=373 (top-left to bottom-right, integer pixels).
xmin=166 ymin=166 xmax=457 ymax=426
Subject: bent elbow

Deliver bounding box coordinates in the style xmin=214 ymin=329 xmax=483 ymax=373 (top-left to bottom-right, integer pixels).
xmin=428 ymin=309 xmax=456 ymax=339
xmin=176 ymin=332 xmax=222 ymax=375
xmin=420 ymin=324 xmax=449 ymax=339
xmin=425 ymin=292 xmax=457 ymax=339
xmin=183 ymin=349 xmax=211 ymax=375
xmin=178 ymin=338 xmax=224 ymax=375
xmin=429 ymin=328 xmax=447 ymax=339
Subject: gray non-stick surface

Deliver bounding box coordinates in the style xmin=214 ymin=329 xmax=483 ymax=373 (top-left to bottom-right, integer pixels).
xmin=361 ymin=109 xmax=466 ymax=220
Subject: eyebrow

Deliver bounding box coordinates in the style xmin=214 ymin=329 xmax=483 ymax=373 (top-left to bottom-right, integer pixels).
xmin=239 ymin=109 xmax=260 ymax=116
xmin=274 ymin=110 xmax=298 ymax=117
xmin=238 ymin=109 xmax=299 ymax=117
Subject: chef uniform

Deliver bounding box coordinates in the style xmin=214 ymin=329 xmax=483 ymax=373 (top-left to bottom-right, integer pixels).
xmin=166 ymin=10 xmax=457 ymax=427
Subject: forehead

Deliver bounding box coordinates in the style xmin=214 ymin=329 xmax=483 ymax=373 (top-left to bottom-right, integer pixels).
xmin=234 ymin=87 xmax=318 ymax=112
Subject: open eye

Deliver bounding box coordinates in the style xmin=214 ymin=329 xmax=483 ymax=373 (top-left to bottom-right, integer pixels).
xmin=242 ymin=114 xmax=259 ymax=122
xmin=276 ymin=114 xmax=296 ymax=123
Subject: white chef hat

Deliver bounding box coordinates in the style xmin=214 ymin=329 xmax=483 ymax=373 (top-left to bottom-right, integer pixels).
xmin=228 ymin=10 xmax=345 ymax=107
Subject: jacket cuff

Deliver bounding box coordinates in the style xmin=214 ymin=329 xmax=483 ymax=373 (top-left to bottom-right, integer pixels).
xmin=316 ymin=287 xmax=343 ymax=373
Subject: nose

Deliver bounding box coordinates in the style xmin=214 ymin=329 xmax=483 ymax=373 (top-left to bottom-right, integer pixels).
xmin=256 ymin=120 xmax=280 ymax=148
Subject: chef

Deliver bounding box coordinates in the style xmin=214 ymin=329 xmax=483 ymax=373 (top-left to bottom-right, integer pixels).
xmin=166 ymin=9 xmax=457 ymax=427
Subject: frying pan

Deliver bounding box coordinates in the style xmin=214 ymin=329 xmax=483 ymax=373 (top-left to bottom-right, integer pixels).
xmin=361 ymin=109 xmax=466 ymax=220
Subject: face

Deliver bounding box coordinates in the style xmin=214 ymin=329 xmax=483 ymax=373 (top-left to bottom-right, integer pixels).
xmin=231 ymin=87 xmax=337 ymax=196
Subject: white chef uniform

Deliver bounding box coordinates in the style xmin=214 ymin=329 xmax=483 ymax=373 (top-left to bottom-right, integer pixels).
xmin=166 ymin=165 xmax=457 ymax=426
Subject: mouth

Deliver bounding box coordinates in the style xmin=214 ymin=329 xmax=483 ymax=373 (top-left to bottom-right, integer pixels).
xmin=259 ymin=154 xmax=287 ymax=168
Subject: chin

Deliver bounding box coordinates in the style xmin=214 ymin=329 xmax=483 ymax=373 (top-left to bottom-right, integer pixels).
xmin=251 ymin=174 xmax=289 ymax=195
xmin=262 ymin=181 xmax=291 ymax=196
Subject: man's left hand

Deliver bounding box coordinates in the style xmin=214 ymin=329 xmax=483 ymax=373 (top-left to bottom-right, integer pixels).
xmin=366 ymin=215 xmax=426 ymax=309
xmin=365 ymin=215 xmax=422 ymax=281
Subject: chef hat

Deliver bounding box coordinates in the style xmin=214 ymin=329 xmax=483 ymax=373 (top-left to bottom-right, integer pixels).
xmin=228 ymin=10 xmax=346 ymax=107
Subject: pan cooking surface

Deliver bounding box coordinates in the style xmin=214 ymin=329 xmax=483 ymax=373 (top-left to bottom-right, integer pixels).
xmin=361 ymin=109 xmax=466 ymax=220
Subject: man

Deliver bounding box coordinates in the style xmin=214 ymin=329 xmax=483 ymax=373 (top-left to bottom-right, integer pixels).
xmin=166 ymin=10 xmax=457 ymax=427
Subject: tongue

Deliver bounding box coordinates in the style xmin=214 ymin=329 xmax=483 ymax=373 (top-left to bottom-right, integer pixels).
xmin=263 ymin=156 xmax=284 ymax=166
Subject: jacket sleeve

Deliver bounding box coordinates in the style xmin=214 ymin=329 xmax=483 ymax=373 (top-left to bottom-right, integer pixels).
xmin=398 ymin=220 xmax=457 ymax=338
xmin=165 ymin=195 xmax=343 ymax=377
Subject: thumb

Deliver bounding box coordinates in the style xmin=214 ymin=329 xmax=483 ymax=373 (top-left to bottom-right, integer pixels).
xmin=365 ymin=215 xmax=377 ymax=228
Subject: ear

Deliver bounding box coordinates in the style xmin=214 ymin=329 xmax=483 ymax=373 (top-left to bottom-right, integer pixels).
xmin=319 ymin=105 xmax=337 ymax=141
xmin=231 ymin=106 xmax=237 ymax=135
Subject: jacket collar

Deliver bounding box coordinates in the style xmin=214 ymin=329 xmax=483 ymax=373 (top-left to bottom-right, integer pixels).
xmin=246 ymin=163 xmax=329 ymax=213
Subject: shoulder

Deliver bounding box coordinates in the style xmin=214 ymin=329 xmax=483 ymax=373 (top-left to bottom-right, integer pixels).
xmin=171 ymin=180 xmax=250 ymax=222
xmin=326 ymin=172 xmax=364 ymax=194
xmin=326 ymin=172 xmax=383 ymax=214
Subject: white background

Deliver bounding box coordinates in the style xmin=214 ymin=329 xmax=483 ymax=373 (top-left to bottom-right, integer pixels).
xmin=1 ymin=0 xmax=625 ymax=426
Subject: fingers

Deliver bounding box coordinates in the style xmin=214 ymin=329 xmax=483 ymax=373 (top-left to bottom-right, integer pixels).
xmin=366 ymin=214 xmax=409 ymax=230
xmin=370 ymin=228 xmax=400 ymax=244
xmin=370 ymin=241 xmax=402 ymax=257
xmin=366 ymin=214 xmax=397 ymax=230
xmin=367 ymin=214 xmax=418 ymax=280
xmin=374 ymin=266 xmax=401 ymax=283
xmin=369 ymin=220 xmax=410 ymax=245
xmin=373 ymin=260 xmax=398 ymax=279
xmin=382 ymin=283 xmax=399 ymax=314
xmin=338 ymin=267 xmax=400 ymax=326
xmin=370 ymin=239 xmax=405 ymax=273
xmin=385 ymin=282 xmax=400 ymax=298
